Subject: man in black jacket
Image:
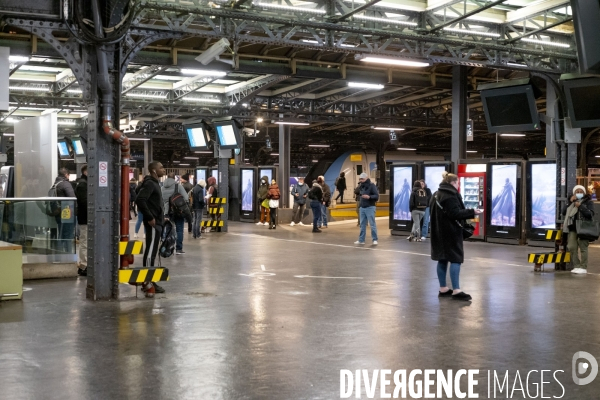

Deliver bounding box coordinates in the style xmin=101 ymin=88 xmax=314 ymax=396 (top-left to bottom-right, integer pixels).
xmin=354 ymin=173 xmax=379 ymax=245
xmin=75 ymin=165 xmax=88 ymax=276
xmin=135 ymin=161 xmax=166 ymax=298
xmin=181 ymin=174 xmax=194 ymax=233
xmin=419 ymin=179 xmax=433 ymax=240
xmin=52 ymin=168 xmax=76 ymax=254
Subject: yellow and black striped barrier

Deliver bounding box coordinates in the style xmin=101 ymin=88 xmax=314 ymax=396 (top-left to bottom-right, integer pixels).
xmin=528 ymin=252 xmax=571 ymax=264
xmin=119 ymin=268 xmax=169 ymax=284
xmin=545 ymin=230 xmax=562 ymax=240
xmin=210 ymin=197 xmax=227 ymax=205
xmin=202 ymin=220 xmax=224 ymax=227
xmin=208 ymin=208 xmax=225 ymax=215
xmin=119 ymin=240 xmax=143 ymax=255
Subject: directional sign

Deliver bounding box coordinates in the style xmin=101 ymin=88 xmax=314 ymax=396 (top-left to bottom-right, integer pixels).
xmin=99 ymin=161 xmax=108 ymax=187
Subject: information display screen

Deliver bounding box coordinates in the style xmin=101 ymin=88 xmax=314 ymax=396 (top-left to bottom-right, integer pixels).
xmin=530 ymin=163 xmax=556 ymax=229
xmin=259 ymin=169 xmax=273 ymax=183
xmin=392 ymin=166 xmax=413 ymax=221
xmin=490 ymin=164 xmax=517 ymax=226
xmin=72 ymin=139 xmax=85 ymax=156
xmin=196 ymin=169 xmax=206 ymax=184
xmin=58 ymin=141 xmax=70 ymax=157
xmin=217 ymin=124 xmax=238 ymax=147
xmin=424 ymin=166 xmax=446 ymax=194
xmin=187 ymin=127 xmax=208 ymax=149
xmin=241 ymin=169 xmax=254 ymax=212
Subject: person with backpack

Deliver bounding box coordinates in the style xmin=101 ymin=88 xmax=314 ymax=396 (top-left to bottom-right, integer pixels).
xmin=74 ymin=165 xmax=88 ymax=277
xmin=408 ymin=180 xmax=428 ymax=242
xmin=135 ymin=161 xmax=167 ymax=298
xmin=161 ymin=172 xmax=192 ymax=255
xmin=354 ymin=173 xmax=379 ymax=245
xmin=290 ymin=177 xmax=309 ymax=226
xmin=180 ymin=174 xmax=194 ymax=233
xmin=192 ymin=179 xmax=206 ymax=239
xmin=50 ymin=168 xmax=76 ymax=254
xmin=205 ymin=176 xmax=219 ymax=232
xmin=334 ymin=172 xmax=347 ymax=204
xmin=308 ymin=180 xmax=324 ymax=233
xmin=266 ymin=178 xmax=281 ymax=230
xmin=562 ymin=185 xmax=596 ymax=274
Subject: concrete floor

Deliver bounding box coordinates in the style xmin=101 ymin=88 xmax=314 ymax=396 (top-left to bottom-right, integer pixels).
xmin=2 ymin=219 xmax=600 ymax=399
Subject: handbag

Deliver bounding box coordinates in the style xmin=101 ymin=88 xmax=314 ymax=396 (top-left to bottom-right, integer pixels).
xmin=269 ymin=199 xmax=279 ymax=208
xmin=261 ymin=198 xmax=270 ymax=208
xmin=576 ymin=216 xmax=600 ymax=242
xmin=435 ymin=195 xmax=475 ymax=240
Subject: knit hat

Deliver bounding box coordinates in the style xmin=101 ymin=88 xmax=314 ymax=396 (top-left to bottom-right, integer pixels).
xmin=573 ymin=185 xmax=586 ymax=194
xmin=198 ymin=179 xmax=206 ymax=188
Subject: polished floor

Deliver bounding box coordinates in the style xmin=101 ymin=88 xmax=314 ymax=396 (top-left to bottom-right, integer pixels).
xmin=2 ymin=219 xmax=600 ymax=399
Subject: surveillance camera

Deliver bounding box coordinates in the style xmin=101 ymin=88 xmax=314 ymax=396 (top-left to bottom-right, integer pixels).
xmin=242 ymin=127 xmax=259 ymax=137
xmin=195 ymin=38 xmax=232 ymax=66
xmin=123 ymin=119 xmax=143 ymax=134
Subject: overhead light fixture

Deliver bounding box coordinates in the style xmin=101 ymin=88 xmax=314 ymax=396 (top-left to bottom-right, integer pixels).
xmin=4 ymin=118 xmax=18 ymax=123
xmin=179 ymin=163 xmax=191 ymax=166
xmin=128 ymin=138 xmax=151 ymax=141
xmin=358 ymin=56 xmax=430 ymax=67
xmin=8 ymin=55 xmax=29 ymax=63
xmin=9 ymin=86 xmax=49 ymax=92
xmin=374 ymin=126 xmax=405 ymax=131
xmin=467 ymin=150 xmax=478 ymax=153
xmin=397 ymin=147 xmax=417 ymax=151
xmin=301 ymin=39 xmax=321 ymax=44
xmin=339 ymin=43 xmax=357 ymax=48
xmin=443 ymin=27 xmax=500 ymax=38
xmin=348 ymin=82 xmax=384 ymax=89
xmin=254 ymin=2 xmax=326 ymax=14
xmin=312 ymin=160 xmax=319 ymax=163
xmin=271 ymin=153 xmax=279 ymax=156
xmin=195 ymin=151 xmax=213 ymax=154
xmin=308 ymin=144 xmax=330 ymax=148
xmin=182 ymin=97 xmax=222 ymax=103
xmin=506 ymin=62 xmax=526 ymax=67
xmin=520 ymin=38 xmax=570 ymax=48
xmin=274 ymin=121 xmax=310 ymax=126
xmin=67 ymin=89 xmax=83 ymax=94
xmin=3 ymin=133 xmax=15 ymax=136
xmin=180 ymin=69 xmax=227 ymax=76
xmin=173 ymin=160 xmax=181 ymax=163
xmin=354 ymin=15 xmax=417 ymax=26
xmin=500 ymin=133 xmax=526 ymax=137
xmin=595 ymin=155 xmax=600 ymax=158
xmin=125 ymin=92 xmax=168 ymax=99
xmin=184 ymin=157 xmax=199 ymax=160
xmin=256 ymin=117 xmax=264 ymax=123
xmin=57 ymin=120 xmax=77 ymax=126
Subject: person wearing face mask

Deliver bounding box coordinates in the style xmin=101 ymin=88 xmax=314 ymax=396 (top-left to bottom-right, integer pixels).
xmin=430 ymin=171 xmax=483 ymax=301
xmin=256 ymin=175 xmax=270 ymax=226
xmin=290 ymin=177 xmax=309 ymax=226
xmin=562 ymin=185 xmax=595 ymax=274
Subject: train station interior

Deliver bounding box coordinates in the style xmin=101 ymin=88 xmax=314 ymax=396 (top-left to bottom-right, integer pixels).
xmin=1 ymin=0 xmax=600 ymax=398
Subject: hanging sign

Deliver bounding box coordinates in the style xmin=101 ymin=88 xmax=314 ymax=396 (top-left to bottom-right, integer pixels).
xmin=350 ymin=154 xmax=362 ymax=162
xmin=99 ymin=161 xmax=108 ymax=187
xmin=466 ymin=119 xmax=474 ymax=142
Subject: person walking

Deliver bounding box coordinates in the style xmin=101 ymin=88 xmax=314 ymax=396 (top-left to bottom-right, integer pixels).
xmin=129 ymin=178 xmax=138 ymax=219
xmin=355 ymin=173 xmax=379 ymax=245
xmin=290 ymin=177 xmax=309 ymax=226
xmin=74 ymin=165 xmax=88 ymax=276
xmin=318 ymin=175 xmax=331 ymax=229
xmin=308 ymin=181 xmax=324 ymax=233
xmin=431 ymin=171 xmax=483 ymax=301
xmin=354 ymin=183 xmax=361 ymax=227
xmin=419 ymin=179 xmax=433 ymax=240
xmin=408 ymin=180 xmax=428 ymax=242
xmin=256 ymin=175 xmax=270 ymax=226
xmin=266 ymin=179 xmax=281 ymax=230
xmin=135 ymin=161 xmax=167 ymax=298
xmin=334 ymin=172 xmax=347 ymax=204
xmin=162 ymin=172 xmax=192 ymax=255
xmin=562 ymin=185 xmax=595 ymax=274
xmin=192 ymin=179 xmax=206 ymax=239
xmin=180 ymin=174 xmax=194 ymax=233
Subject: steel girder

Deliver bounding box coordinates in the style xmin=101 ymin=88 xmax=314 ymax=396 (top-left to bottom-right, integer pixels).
xmin=122 ymin=65 xmax=170 ymax=94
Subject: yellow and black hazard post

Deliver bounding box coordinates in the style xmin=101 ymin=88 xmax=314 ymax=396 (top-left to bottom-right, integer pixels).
xmin=204 ymin=197 xmax=227 ymax=232
xmin=527 ymin=229 xmax=569 ymax=272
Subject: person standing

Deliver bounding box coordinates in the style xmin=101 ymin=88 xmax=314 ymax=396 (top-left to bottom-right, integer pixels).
xmin=308 ymin=181 xmax=324 ymax=233
xmin=52 ymin=168 xmax=76 ymax=254
xmin=205 ymin=176 xmax=219 ymax=231
xmin=354 ymin=183 xmax=361 ymax=227
xmin=354 ymin=173 xmax=379 ymax=245
xmin=256 ymin=176 xmax=270 ymax=226
xmin=334 ymin=172 xmax=347 ymax=204
xmin=192 ymin=179 xmax=206 ymax=239
xmin=290 ymin=177 xmax=309 ymax=226
xmin=74 ymin=165 xmax=88 ymax=276
xmin=317 ymin=175 xmax=331 ymax=229
xmin=266 ymin=179 xmax=281 ymax=230
xmin=562 ymin=185 xmax=595 ymax=274
xmin=419 ymin=179 xmax=432 ymax=240
xmin=180 ymin=174 xmax=194 ymax=233
xmin=161 ymin=172 xmax=191 ymax=255
xmin=129 ymin=178 xmax=138 ymax=219
xmin=408 ymin=180 xmax=428 ymax=242
xmin=431 ymin=171 xmax=483 ymax=301
xmin=135 ymin=161 xmax=167 ymax=298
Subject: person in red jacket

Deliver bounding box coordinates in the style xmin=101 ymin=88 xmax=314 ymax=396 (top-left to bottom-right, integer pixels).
xmin=266 ymin=179 xmax=281 ymax=229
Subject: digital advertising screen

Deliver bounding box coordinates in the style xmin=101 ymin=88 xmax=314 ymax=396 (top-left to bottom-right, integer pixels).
xmin=530 ymin=163 xmax=556 ymax=229
xmin=392 ymin=166 xmax=413 ymax=221
xmin=72 ymin=139 xmax=85 ymax=156
xmin=186 ymin=127 xmax=208 ymax=149
xmin=241 ymin=169 xmax=254 ymax=212
xmin=216 ymin=124 xmax=239 ymax=147
xmin=259 ymin=169 xmax=273 ymax=183
xmin=424 ymin=166 xmax=446 ymax=194
xmin=490 ymin=164 xmax=517 ymax=226
xmin=57 ymin=141 xmax=70 ymax=158
xmin=196 ymin=169 xmax=207 ymax=184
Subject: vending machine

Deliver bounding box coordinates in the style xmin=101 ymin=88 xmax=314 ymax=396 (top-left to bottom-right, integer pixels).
xmin=526 ymin=159 xmax=558 ymax=246
xmin=389 ymin=163 xmax=418 ymax=234
xmin=486 ymin=160 xmax=524 ymax=244
xmin=240 ymin=167 xmax=257 ymax=222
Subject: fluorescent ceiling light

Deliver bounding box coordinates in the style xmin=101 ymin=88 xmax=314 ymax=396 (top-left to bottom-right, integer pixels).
xmin=506 ymin=63 xmax=526 ymax=67
xmin=520 ymin=38 xmax=570 ymax=48
xmin=443 ymin=27 xmax=500 ymax=38
xmin=9 ymin=55 xmax=29 ymax=62
xmin=125 ymin=92 xmax=168 ymax=99
xmin=67 ymin=89 xmax=83 ymax=94
xmin=179 ymin=163 xmax=191 ymax=166
xmin=128 ymin=138 xmax=151 ymax=141
xmin=500 ymin=133 xmax=526 ymax=137
xmin=308 ymin=144 xmax=330 ymax=148
xmin=57 ymin=120 xmax=77 ymax=126
xmin=348 ymin=82 xmax=384 ymax=89
xmin=195 ymin=151 xmax=213 ymax=154
xmin=595 ymin=155 xmax=600 ymax=158
xmin=274 ymin=121 xmax=310 ymax=126
xmin=312 ymin=160 xmax=319 ymax=162
xmin=301 ymin=39 xmax=321 ymax=44
xmin=182 ymin=97 xmax=222 ymax=103
xmin=184 ymin=157 xmax=199 ymax=160
xmin=173 ymin=161 xmax=181 ymax=163
xmin=359 ymin=56 xmax=430 ymax=67
xmin=397 ymin=147 xmax=417 ymax=151
xmin=374 ymin=126 xmax=405 ymax=131
xmin=9 ymin=86 xmax=49 ymax=92
xmin=180 ymin=69 xmax=227 ymax=76
xmin=340 ymin=43 xmax=357 ymax=48
xmin=354 ymin=15 xmax=417 ymax=26
xmin=3 ymin=133 xmax=15 ymax=136
xmin=4 ymin=118 xmax=18 ymax=123
xmin=467 ymin=150 xmax=478 ymax=153
xmin=271 ymin=153 xmax=279 ymax=156
xmin=254 ymin=2 xmax=326 ymax=14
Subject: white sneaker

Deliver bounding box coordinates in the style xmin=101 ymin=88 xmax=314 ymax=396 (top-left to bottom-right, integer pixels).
xmin=134 ymin=233 xmax=138 ymax=239
xmin=572 ymin=268 xmax=587 ymax=274
xmin=421 ymin=237 xmax=426 ymax=241
xmin=373 ymin=240 xmax=378 ymax=245
xmin=290 ymin=222 xmax=295 ymax=226
xmin=256 ymin=222 xmax=262 ymax=225
xmin=354 ymin=241 xmax=365 ymax=245
xmin=298 ymin=222 xmax=305 ymax=226
xmin=406 ymin=236 xmax=412 ymax=240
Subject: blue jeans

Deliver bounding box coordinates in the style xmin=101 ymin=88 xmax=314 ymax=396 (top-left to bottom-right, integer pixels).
xmin=422 ymin=207 xmax=430 ymax=237
xmin=437 ymin=261 xmax=461 ymax=289
xmin=359 ymin=206 xmax=378 ymax=243
xmin=319 ymin=203 xmax=328 ymax=227
xmin=310 ymin=200 xmax=321 ymax=230
xmin=135 ymin=211 xmax=145 ymax=234
xmin=193 ymin=209 xmax=203 ymax=238
xmin=174 ymin=216 xmax=185 ymax=251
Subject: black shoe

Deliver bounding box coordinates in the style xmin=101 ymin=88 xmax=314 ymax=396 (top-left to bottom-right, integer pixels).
xmin=273 ymin=226 xmax=276 ymax=230
xmin=77 ymin=268 xmax=87 ymax=277
xmin=438 ymin=289 xmax=453 ymax=298
xmin=176 ymin=250 xmax=185 ymax=255
xmin=152 ymin=282 xmax=165 ymax=293
xmin=269 ymin=226 xmax=273 ymax=230
xmin=312 ymin=229 xmax=322 ymax=233
xmin=452 ymin=292 xmax=472 ymax=301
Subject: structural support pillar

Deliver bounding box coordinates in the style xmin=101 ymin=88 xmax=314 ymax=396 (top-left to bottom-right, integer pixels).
xmin=451 ymin=66 xmax=468 ymax=173
xmin=218 ymin=155 xmax=229 ymax=232
xmin=278 ymin=124 xmax=291 ymax=208
xmin=546 ymin=81 xmax=558 ymax=159
xmin=143 ymin=139 xmax=150 ymax=176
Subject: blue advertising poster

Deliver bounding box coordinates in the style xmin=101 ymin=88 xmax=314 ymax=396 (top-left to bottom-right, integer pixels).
xmin=393 ymin=166 xmax=413 ymax=220
xmin=424 ymin=166 xmax=446 ymax=194
xmin=531 ymin=163 xmax=556 ymax=229
xmin=491 ymin=164 xmax=517 ymax=226
xmin=241 ymin=169 xmax=254 ymax=212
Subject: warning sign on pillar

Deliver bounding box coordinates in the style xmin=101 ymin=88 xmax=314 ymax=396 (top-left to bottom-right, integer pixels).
xmin=99 ymin=161 xmax=108 ymax=187
xmin=560 ymin=167 xmax=566 ymax=186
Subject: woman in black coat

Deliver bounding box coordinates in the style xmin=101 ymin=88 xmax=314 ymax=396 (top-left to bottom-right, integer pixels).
xmin=430 ymin=172 xmax=482 ymax=301
xmin=335 ymin=172 xmax=347 ymax=204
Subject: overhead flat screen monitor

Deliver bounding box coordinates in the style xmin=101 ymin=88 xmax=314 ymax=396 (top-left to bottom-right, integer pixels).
xmin=57 ymin=141 xmax=70 ymax=159
xmin=563 ymin=78 xmax=600 ymax=128
xmin=241 ymin=169 xmax=254 ymax=212
xmin=490 ymin=164 xmax=517 ymax=227
xmin=215 ymin=121 xmax=242 ymax=149
xmin=480 ymin=85 xmax=540 ymax=133
xmin=424 ymin=165 xmax=447 ymax=194
xmin=392 ymin=166 xmax=413 ymax=221
xmin=185 ymin=124 xmax=210 ymax=150
xmin=196 ymin=168 xmax=207 ymax=184
xmin=71 ymin=138 xmax=85 ymax=156
xmin=259 ymin=168 xmax=273 ymax=183
xmin=530 ymin=162 xmax=557 ymax=230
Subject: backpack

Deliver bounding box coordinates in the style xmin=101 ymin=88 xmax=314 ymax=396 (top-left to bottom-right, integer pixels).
xmin=159 ymin=220 xmax=177 ymax=258
xmin=335 ymin=177 xmax=340 ymax=187
xmin=45 ymin=184 xmax=61 ymax=216
xmin=415 ymin=188 xmax=428 ymax=209
xmin=169 ymin=183 xmax=190 ymax=217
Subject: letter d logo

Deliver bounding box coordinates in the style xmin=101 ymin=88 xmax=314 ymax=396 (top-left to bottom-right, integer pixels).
xmin=572 ymin=351 xmax=598 ymax=386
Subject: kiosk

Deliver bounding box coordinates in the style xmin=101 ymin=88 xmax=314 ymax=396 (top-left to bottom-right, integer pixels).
xmin=389 ymin=163 xmax=418 ymax=234
xmin=526 ymin=159 xmax=558 ymax=246
xmin=240 ymin=167 xmax=257 ymax=222
xmin=486 ymin=160 xmax=524 ymax=244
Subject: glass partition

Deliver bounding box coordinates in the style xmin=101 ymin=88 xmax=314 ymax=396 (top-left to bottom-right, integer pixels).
xmin=0 ymin=198 xmax=77 ymax=263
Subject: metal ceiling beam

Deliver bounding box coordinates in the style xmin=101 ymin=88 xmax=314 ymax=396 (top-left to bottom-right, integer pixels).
xmin=428 ymin=0 xmax=508 ymax=33
xmin=330 ymin=0 xmax=384 ymax=22
xmin=122 ymin=65 xmax=169 ymax=94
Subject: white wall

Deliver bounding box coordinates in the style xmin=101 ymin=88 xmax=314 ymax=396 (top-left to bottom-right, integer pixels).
xmin=0 ymin=47 xmax=8 ymax=111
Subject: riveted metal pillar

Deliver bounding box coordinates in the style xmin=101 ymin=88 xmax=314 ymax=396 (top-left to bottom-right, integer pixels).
xmin=278 ymin=124 xmax=291 ymax=208
xmin=451 ymin=66 xmax=468 ymax=173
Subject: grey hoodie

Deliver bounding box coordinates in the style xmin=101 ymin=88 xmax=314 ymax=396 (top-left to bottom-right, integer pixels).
xmin=161 ymin=178 xmax=188 ymax=214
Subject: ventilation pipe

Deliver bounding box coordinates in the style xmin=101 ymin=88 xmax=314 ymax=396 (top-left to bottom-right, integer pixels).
xmin=91 ymin=0 xmax=132 ymax=268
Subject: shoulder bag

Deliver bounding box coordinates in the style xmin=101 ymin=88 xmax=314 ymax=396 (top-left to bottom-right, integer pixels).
xmin=576 ymin=212 xmax=600 ymax=242
xmin=434 ymin=195 xmax=475 ymax=240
